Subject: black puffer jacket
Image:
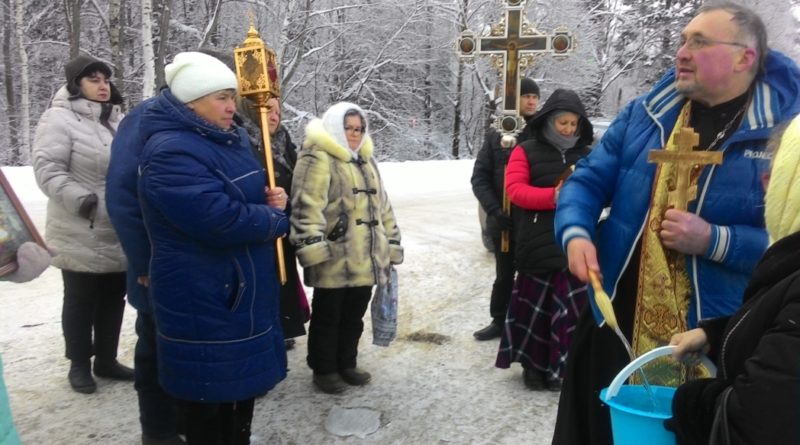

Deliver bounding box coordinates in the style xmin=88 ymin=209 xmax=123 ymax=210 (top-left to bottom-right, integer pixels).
xmin=471 ymin=116 xmax=536 ymax=238
xmin=511 ymin=89 xmax=592 ymax=274
xmin=670 ymin=231 xmax=800 ymax=445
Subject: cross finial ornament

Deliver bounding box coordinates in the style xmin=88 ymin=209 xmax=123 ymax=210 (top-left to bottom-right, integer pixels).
xmin=647 ymin=126 xmax=723 ymax=211
xmin=247 ymin=10 xmax=255 ymax=29
xmin=457 ymin=0 xmax=574 ymax=145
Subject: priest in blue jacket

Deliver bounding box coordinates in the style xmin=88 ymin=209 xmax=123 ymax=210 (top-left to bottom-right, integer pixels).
xmin=551 ymin=4 xmax=800 ymax=445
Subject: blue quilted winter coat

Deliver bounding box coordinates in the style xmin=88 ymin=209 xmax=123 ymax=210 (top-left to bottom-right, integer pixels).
xmin=106 ymin=97 xmax=156 ymax=313
xmin=138 ymin=89 xmax=289 ymax=402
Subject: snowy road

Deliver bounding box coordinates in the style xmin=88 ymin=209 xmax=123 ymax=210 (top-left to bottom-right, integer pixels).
xmin=0 ymin=160 xmax=559 ymax=444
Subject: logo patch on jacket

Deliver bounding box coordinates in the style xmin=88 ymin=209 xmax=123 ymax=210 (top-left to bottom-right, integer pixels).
xmin=743 ymin=149 xmax=771 ymax=160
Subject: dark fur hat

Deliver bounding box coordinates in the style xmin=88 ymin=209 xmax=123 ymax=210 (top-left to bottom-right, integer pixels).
xmin=64 ymin=55 xmax=122 ymax=104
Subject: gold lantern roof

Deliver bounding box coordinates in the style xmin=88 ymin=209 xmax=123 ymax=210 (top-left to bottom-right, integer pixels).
xmin=234 ymin=22 xmax=280 ymax=103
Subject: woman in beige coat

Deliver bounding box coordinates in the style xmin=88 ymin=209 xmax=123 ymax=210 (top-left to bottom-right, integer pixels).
xmin=291 ymin=102 xmax=403 ymax=394
xmin=32 ymin=55 xmax=132 ymax=394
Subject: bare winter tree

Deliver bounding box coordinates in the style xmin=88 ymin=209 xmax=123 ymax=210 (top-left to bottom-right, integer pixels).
xmin=451 ymin=0 xmax=470 ymax=158
xmin=109 ymin=0 xmax=125 ymax=107
xmin=153 ymin=0 xmax=171 ymax=89
xmin=63 ymin=0 xmax=84 ymax=58
xmin=141 ymin=0 xmax=156 ymax=98
xmin=11 ymin=0 xmax=30 ymax=160
xmin=742 ymin=0 xmax=800 ymax=60
xmin=2 ymin=0 xmax=19 ymax=164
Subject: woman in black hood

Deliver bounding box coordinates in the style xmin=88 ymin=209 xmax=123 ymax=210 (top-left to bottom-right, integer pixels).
xmin=495 ymin=89 xmax=593 ymax=391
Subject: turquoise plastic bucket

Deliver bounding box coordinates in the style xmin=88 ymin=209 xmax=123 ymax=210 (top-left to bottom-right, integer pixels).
xmin=599 ymin=385 xmax=676 ymax=445
xmin=600 ymin=346 xmax=717 ymax=445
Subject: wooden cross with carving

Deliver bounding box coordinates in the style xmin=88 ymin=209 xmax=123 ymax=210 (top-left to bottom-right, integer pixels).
xmin=647 ymin=127 xmax=723 ymax=211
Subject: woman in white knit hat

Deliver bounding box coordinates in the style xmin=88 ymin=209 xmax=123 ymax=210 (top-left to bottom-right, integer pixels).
xmin=137 ymin=51 xmax=289 ymax=445
xmin=667 ymin=116 xmax=800 ymax=445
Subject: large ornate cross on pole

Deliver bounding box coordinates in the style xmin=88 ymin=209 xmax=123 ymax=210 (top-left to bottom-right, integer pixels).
xmin=457 ymin=0 xmax=573 ymax=147
xmin=647 ymin=127 xmax=723 ymax=211
xmin=456 ymin=0 xmax=574 ymax=252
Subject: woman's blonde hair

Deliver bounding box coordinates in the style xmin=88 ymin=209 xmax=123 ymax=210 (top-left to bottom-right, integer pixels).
xmin=764 ymin=115 xmax=800 ymax=243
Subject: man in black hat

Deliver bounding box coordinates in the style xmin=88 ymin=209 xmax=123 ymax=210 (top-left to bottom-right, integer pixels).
xmin=471 ymin=77 xmax=540 ymax=341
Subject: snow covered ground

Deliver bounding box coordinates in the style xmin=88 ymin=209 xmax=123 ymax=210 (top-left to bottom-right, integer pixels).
xmin=0 ymin=161 xmax=559 ymax=445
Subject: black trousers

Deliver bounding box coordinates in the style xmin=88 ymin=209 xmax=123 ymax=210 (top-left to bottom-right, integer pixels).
xmin=278 ymin=243 xmax=307 ymax=339
xmin=552 ymin=251 xmax=639 ymax=445
xmin=489 ymin=237 xmax=516 ymax=324
xmin=135 ymin=310 xmax=181 ymax=439
xmin=183 ymin=398 xmax=254 ymax=445
xmin=307 ymin=286 xmax=372 ymax=374
xmin=61 ymin=270 xmax=127 ymax=362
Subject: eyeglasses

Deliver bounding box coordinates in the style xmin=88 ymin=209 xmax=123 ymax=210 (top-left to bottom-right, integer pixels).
xmin=678 ymin=35 xmax=748 ymax=51
xmin=344 ymin=126 xmax=364 ymax=134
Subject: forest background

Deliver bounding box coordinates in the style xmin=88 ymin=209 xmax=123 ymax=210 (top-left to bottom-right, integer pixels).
xmin=1 ymin=0 xmax=799 ymax=166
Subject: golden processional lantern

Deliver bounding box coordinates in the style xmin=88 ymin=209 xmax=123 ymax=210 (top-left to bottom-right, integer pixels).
xmin=234 ymin=23 xmax=280 ymax=103
xmin=234 ymin=22 xmax=287 ymax=284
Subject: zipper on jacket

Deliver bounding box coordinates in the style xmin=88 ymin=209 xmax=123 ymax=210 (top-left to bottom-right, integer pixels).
xmin=243 ymin=245 xmax=257 ymax=336
xmin=719 ymin=307 xmax=752 ymax=380
xmin=228 ymin=257 xmax=247 ymax=313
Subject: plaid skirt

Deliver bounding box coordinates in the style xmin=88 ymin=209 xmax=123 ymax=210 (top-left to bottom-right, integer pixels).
xmin=495 ymin=269 xmax=588 ymax=380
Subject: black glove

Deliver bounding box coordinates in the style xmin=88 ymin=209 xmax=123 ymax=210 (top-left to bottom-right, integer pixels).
xmin=78 ymin=193 xmax=98 ymax=219
xmin=491 ymin=210 xmax=513 ymax=231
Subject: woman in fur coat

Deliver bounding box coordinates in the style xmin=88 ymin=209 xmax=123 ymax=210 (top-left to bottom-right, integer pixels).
xmin=290 ymin=102 xmax=403 ymax=394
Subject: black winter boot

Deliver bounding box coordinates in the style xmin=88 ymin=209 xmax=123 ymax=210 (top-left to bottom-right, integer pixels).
xmin=473 ymin=321 xmax=502 ymax=341
xmin=68 ymin=360 xmax=97 ymax=394
xmin=522 ymin=368 xmax=545 ymax=391
xmin=313 ymin=372 xmax=348 ymax=394
xmin=339 ymin=367 xmax=372 ymax=386
xmin=94 ymin=359 xmax=135 ymax=381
